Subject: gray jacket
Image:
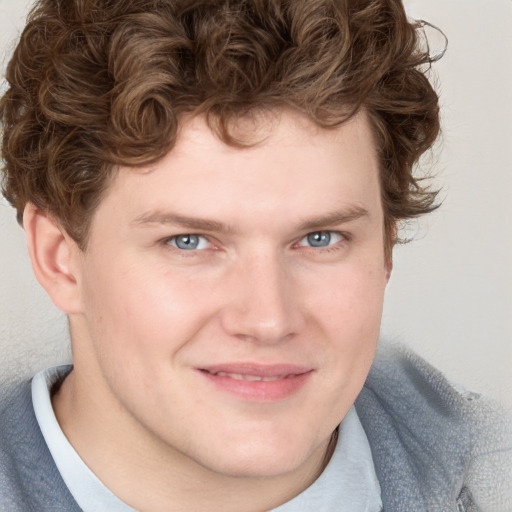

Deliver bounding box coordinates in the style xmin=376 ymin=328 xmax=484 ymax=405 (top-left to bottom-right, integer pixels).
xmin=1 ymin=343 xmax=510 ymax=511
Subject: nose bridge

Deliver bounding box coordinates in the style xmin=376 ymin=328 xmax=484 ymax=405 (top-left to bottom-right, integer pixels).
xmin=221 ymin=246 xmax=301 ymax=343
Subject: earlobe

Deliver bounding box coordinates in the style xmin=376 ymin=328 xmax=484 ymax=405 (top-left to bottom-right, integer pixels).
xmin=23 ymin=203 xmax=82 ymax=314
xmin=385 ymin=257 xmax=393 ymax=282
xmin=384 ymin=222 xmax=397 ymax=282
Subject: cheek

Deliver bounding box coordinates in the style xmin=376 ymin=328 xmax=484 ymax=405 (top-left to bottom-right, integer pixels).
xmin=306 ymin=262 xmax=386 ymax=386
xmin=80 ymin=258 xmax=221 ymax=361
xmin=310 ymin=261 xmax=387 ymax=331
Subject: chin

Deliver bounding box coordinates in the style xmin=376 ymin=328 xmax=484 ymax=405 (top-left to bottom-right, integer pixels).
xmin=194 ymin=433 xmax=327 ymax=479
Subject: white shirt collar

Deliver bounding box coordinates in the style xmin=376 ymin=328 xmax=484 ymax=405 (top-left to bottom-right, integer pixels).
xmin=33 ymin=365 xmax=381 ymax=512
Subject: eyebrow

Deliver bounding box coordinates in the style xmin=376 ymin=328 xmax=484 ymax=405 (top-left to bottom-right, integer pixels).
xmin=131 ymin=211 xmax=235 ymax=234
xmin=132 ymin=206 xmax=369 ymax=233
xmin=297 ymin=206 xmax=370 ymax=231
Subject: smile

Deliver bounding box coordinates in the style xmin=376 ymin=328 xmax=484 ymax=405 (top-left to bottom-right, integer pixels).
xmin=203 ymin=371 xmax=296 ymax=382
xmin=197 ymin=364 xmax=314 ymax=402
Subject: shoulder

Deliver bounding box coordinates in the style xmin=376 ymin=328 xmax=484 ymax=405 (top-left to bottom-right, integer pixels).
xmin=0 ymin=377 xmax=80 ymax=512
xmin=0 ymin=379 xmax=35 ymax=511
xmin=355 ymin=342 xmax=512 ymax=512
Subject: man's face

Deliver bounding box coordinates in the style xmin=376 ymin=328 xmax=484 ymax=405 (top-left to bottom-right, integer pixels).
xmin=69 ymin=110 xmax=390 ymax=478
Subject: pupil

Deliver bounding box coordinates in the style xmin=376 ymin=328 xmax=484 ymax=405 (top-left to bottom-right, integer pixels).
xmin=308 ymin=232 xmax=330 ymax=247
xmin=176 ymin=235 xmax=199 ymax=250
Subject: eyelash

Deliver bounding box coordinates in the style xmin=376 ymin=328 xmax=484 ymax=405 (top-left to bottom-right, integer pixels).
xmin=163 ymin=234 xmax=213 ymax=252
xmin=162 ymin=230 xmax=349 ymax=256
xmin=295 ymin=231 xmax=348 ymax=251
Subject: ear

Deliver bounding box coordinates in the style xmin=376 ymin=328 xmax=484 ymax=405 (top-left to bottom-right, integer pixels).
xmin=385 ymin=256 xmax=393 ymax=283
xmin=23 ymin=203 xmax=82 ymax=314
xmin=384 ymin=222 xmax=397 ymax=282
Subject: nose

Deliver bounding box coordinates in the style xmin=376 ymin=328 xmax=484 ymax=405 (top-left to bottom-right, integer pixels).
xmin=219 ymin=249 xmax=304 ymax=345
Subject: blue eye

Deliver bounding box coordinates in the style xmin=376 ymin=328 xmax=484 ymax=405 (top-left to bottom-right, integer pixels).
xmin=298 ymin=231 xmax=343 ymax=248
xmin=167 ymin=234 xmax=210 ymax=250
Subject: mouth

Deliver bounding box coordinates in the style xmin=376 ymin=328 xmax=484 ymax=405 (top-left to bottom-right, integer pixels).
xmin=197 ymin=364 xmax=313 ymax=402
xmin=201 ymin=370 xmax=299 ymax=382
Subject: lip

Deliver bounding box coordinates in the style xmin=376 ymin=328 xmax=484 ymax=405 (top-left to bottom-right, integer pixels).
xmin=197 ymin=363 xmax=314 ymax=402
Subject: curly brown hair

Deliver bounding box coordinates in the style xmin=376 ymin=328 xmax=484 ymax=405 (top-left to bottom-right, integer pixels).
xmin=0 ymin=0 xmax=441 ymax=255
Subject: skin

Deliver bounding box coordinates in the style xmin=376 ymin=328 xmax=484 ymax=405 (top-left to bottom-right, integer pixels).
xmin=29 ymin=110 xmax=391 ymax=511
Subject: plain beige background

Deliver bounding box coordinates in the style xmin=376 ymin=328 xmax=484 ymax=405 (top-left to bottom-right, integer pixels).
xmin=1 ymin=0 xmax=511 ymax=405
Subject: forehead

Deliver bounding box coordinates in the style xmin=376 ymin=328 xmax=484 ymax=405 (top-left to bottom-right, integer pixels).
xmin=92 ymin=109 xmax=381 ymax=232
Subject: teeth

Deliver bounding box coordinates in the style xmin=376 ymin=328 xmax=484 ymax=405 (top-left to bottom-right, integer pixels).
xmin=212 ymin=371 xmax=286 ymax=382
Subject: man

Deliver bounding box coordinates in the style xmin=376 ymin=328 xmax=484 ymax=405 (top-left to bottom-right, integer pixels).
xmin=0 ymin=0 xmax=510 ymax=511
